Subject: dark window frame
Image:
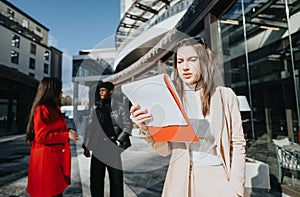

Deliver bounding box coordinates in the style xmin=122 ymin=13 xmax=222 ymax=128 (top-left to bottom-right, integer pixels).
xmin=7 ymin=8 xmax=14 ymax=20
xmin=44 ymin=63 xmax=49 ymax=74
xmin=30 ymin=43 xmax=36 ymax=55
xmin=44 ymin=51 xmax=50 ymax=61
xmin=10 ymin=50 xmax=19 ymax=64
xmin=29 ymin=58 xmax=36 ymax=69
xmin=11 ymin=35 xmax=20 ymax=48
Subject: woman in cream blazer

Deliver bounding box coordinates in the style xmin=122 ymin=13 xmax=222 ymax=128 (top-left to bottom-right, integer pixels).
xmin=130 ymin=37 xmax=246 ymax=197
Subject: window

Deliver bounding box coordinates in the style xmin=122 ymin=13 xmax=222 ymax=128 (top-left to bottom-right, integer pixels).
xmin=7 ymin=8 xmax=14 ymax=20
xmin=36 ymin=27 xmax=41 ymax=33
xmin=11 ymin=35 xmax=20 ymax=48
xmin=29 ymin=58 xmax=35 ymax=69
xmin=44 ymin=63 xmax=49 ymax=74
xmin=10 ymin=50 xmax=19 ymax=64
xmin=44 ymin=51 xmax=50 ymax=61
xmin=0 ymin=99 xmax=9 ymax=127
xmin=22 ymin=18 xmax=29 ymax=28
xmin=35 ymin=27 xmax=42 ymax=37
xmin=11 ymin=99 xmax=17 ymax=128
xmin=29 ymin=73 xmax=35 ymax=78
xmin=30 ymin=43 xmax=36 ymax=55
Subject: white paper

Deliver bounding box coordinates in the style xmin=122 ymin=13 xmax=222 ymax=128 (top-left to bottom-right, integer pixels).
xmin=121 ymin=74 xmax=187 ymax=127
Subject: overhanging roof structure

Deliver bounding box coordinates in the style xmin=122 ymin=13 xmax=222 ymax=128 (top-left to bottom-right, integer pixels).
xmin=0 ymin=64 xmax=39 ymax=87
xmin=116 ymin=0 xmax=177 ymax=48
xmin=107 ymin=0 xmax=300 ymax=86
xmin=107 ymin=0 xmax=236 ymax=85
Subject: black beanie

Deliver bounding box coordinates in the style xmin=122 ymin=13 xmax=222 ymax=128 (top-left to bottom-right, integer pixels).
xmin=97 ymin=80 xmax=114 ymax=90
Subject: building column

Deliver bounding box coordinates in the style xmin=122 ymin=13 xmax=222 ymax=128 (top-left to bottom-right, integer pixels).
xmin=204 ymin=12 xmax=224 ymax=86
xmin=73 ymin=81 xmax=79 ymax=121
xmin=265 ymin=108 xmax=272 ymax=143
xmin=286 ymin=109 xmax=294 ymax=141
xmin=157 ymin=60 xmax=164 ymax=74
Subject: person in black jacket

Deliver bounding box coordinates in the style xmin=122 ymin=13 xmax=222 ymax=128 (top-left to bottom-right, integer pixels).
xmin=82 ymin=80 xmax=132 ymax=197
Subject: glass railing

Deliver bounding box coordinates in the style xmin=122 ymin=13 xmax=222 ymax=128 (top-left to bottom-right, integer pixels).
xmin=116 ymin=0 xmax=194 ymax=51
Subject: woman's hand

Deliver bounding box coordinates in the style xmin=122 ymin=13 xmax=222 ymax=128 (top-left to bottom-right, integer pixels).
xmin=68 ymin=129 xmax=79 ymax=142
xmin=130 ymin=104 xmax=152 ymax=132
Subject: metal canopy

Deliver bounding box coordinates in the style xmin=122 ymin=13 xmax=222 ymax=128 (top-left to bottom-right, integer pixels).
xmin=107 ymin=0 xmax=232 ymax=85
xmin=115 ymin=0 xmax=174 ymax=48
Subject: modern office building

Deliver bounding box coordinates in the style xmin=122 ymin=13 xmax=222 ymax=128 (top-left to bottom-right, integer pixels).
xmin=74 ymin=0 xmax=300 ymax=143
xmin=0 ymin=0 xmax=63 ymax=135
xmin=71 ymin=0 xmax=300 ymax=192
xmin=101 ymin=0 xmax=299 ymax=144
xmin=72 ymin=0 xmax=300 ymax=143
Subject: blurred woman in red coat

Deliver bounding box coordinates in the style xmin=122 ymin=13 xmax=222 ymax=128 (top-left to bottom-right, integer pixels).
xmin=25 ymin=77 xmax=78 ymax=197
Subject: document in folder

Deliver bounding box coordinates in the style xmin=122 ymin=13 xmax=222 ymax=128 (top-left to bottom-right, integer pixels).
xmin=121 ymin=74 xmax=198 ymax=142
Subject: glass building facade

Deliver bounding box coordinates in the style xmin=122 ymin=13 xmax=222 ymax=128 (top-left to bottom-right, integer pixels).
xmin=103 ymin=0 xmax=300 ymax=143
xmin=218 ymin=0 xmax=300 ymax=142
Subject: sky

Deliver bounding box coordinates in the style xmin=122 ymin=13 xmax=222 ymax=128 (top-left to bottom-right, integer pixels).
xmin=8 ymin=0 xmax=121 ymax=85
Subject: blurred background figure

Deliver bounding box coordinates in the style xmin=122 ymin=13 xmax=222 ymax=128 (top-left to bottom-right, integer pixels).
xmin=82 ymin=80 xmax=132 ymax=197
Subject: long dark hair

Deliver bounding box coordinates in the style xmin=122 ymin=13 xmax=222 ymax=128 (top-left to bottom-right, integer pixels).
xmin=26 ymin=77 xmax=62 ymax=145
xmin=173 ymin=37 xmax=216 ymax=117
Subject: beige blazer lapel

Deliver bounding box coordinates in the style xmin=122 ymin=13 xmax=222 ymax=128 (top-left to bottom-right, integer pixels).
xmin=215 ymin=87 xmax=231 ymax=178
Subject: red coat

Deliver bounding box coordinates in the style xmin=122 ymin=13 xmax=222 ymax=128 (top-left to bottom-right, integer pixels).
xmin=27 ymin=105 xmax=71 ymax=197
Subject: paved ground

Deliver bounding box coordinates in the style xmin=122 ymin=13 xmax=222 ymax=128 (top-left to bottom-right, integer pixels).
xmin=246 ymin=134 xmax=300 ymax=197
xmin=0 ymin=128 xmax=298 ymax=197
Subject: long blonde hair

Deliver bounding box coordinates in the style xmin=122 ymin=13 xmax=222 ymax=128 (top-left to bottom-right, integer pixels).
xmin=173 ymin=37 xmax=216 ymax=117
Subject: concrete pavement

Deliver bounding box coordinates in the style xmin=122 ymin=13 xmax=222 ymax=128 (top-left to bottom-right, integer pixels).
xmin=75 ymin=127 xmax=169 ymax=197
xmin=0 ymin=128 xmax=297 ymax=197
xmin=75 ymin=141 xmax=137 ymax=197
xmin=0 ymin=134 xmax=138 ymax=197
xmin=0 ymin=127 xmax=171 ymax=197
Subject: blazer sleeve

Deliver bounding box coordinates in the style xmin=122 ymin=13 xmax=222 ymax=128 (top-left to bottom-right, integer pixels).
xmin=227 ymin=89 xmax=246 ymax=196
xmin=34 ymin=105 xmax=69 ymax=144
xmin=143 ymin=131 xmax=172 ymax=157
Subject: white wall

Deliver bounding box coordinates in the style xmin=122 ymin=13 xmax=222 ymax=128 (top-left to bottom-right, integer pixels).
xmin=120 ymin=0 xmax=134 ymax=19
xmin=114 ymin=10 xmax=187 ymax=68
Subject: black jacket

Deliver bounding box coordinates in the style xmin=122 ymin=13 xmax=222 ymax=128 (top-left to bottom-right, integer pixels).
xmin=95 ymin=98 xmax=116 ymax=138
xmin=83 ymin=96 xmax=132 ymax=151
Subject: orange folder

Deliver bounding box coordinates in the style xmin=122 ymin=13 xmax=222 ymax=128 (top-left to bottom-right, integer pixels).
xmin=147 ymin=74 xmax=198 ymax=142
xmin=121 ymin=74 xmax=198 ymax=142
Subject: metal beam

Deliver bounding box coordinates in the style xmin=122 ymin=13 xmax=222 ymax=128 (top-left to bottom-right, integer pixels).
xmin=160 ymin=0 xmax=171 ymax=6
xmin=116 ymin=38 xmax=124 ymax=43
xmin=248 ymin=0 xmax=277 ymax=18
xmin=73 ymin=75 xmax=111 ymax=83
xmin=270 ymin=3 xmax=285 ymax=9
xmin=125 ymin=13 xmax=148 ymax=22
xmin=117 ymin=31 xmax=130 ymax=36
xmin=135 ymin=3 xmax=159 ymax=15
xmin=250 ymin=16 xmax=288 ymax=29
xmin=119 ymin=23 xmax=139 ymax=29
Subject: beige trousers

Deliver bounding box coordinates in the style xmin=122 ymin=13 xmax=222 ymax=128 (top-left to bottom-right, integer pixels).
xmin=189 ymin=165 xmax=238 ymax=197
